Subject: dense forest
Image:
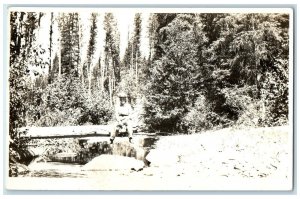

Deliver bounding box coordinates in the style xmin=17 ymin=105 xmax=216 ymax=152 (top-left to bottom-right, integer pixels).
xmin=9 ymin=12 xmax=290 ymax=140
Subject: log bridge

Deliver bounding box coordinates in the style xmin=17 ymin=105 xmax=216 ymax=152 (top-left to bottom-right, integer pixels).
xmin=18 ymin=125 xmax=113 ymax=139
xmin=17 ymin=125 xmax=157 ymax=166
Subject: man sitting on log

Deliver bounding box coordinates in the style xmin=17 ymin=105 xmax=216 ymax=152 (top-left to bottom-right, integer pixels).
xmin=110 ymin=91 xmax=133 ymax=144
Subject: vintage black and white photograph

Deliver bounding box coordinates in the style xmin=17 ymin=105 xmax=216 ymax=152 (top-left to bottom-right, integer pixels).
xmin=6 ymin=7 xmax=293 ymax=190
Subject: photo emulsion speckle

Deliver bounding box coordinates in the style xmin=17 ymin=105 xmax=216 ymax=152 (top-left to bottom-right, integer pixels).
xmin=6 ymin=7 xmax=293 ymax=191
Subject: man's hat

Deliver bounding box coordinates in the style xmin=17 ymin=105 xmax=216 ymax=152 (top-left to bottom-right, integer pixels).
xmin=118 ymin=91 xmax=127 ymax=98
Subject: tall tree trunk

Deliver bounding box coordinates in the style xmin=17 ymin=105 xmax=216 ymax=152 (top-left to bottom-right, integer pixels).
xmin=88 ymin=64 xmax=92 ymax=97
xmin=97 ymin=58 xmax=101 ymax=90
xmin=58 ymin=38 xmax=61 ymax=78
xmin=109 ymin=75 xmax=112 ymax=107
xmin=100 ymin=60 xmax=105 ymax=92
xmin=109 ymin=58 xmax=113 ymax=106
xmin=48 ymin=12 xmax=53 ymax=84
xmin=69 ymin=14 xmax=73 ymax=77
xmin=112 ymin=60 xmax=116 ymax=94
xmin=131 ymin=43 xmax=134 ymax=72
xmin=81 ymin=65 xmax=85 ymax=86
xmin=135 ymin=51 xmax=138 ymax=85
xmin=261 ymin=101 xmax=266 ymax=123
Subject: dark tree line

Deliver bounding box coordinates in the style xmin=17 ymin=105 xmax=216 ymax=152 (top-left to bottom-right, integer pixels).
xmin=144 ymin=13 xmax=289 ymax=133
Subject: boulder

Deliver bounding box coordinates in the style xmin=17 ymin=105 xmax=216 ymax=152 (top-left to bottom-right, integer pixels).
xmin=82 ymin=154 xmax=144 ymax=171
xmin=9 ymin=163 xmax=30 ymax=176
xmin=146 ymin=150 xmax=179 ymax=167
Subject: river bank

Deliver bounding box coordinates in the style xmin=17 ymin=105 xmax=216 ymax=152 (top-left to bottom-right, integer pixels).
xmin=6 ymin=125 xmax=292 ymax=191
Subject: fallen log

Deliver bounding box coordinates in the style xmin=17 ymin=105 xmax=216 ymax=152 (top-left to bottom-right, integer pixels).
xmin=18 ymin=125 xmax=112 ymax=139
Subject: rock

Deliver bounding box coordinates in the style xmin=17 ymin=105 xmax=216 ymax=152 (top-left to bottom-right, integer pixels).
xmin=9 ymin=163 xmax=30 ymax=176
xmin=17 ymin=163 xmax=30 ymax=174
xmin=146 ymin=150 xmax=179 ymax=167
xmin=82 ymin=154 xmax=144 ymax=171
xmin=111 ymin=141 xmax=150 ymax=165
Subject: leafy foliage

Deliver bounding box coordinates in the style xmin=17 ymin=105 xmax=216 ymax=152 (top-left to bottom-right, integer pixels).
xmin=9 ymin=12 xmax=46 ymax=138
xmin=145 ymin=14 xmax=207 ymax=132
xmin=182 ymin=95 xmax=222 ymax=132
xmin=33 ymin=77 xmax=113 ymax=126
xmin=145 ymin=13 xmax=290 ymax=133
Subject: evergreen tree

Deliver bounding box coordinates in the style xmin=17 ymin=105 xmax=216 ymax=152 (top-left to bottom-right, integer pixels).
xmin=119 ymin=13 xmax=144 ymax=100
xmin=86 ymin=13 xmax=98 ymax=96
xmin=145 ymin=14 xmax=206 ymax=132
xmin=103 ymin=13 xmax=121 ymax=105
xmin=132 ymin=13 xmax=142 ymax=85
xmin=202 ymin=13 xmax=289 ymax=127
xmin=59 ymin=13 xmax=80 ymax=78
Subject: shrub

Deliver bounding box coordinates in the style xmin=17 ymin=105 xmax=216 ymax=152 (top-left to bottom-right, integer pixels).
xmin=235 ymin=99 xmax=264 ymax=127
xmin=32 ymin=76 xmax=113 ymax=126
xmin=183 ymin=95 xmax=233 ymax=133
xmin=78 ymin=91 xmax=113 ymax=125
xmin=182 ymin=95 xmax=211 ymax=132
